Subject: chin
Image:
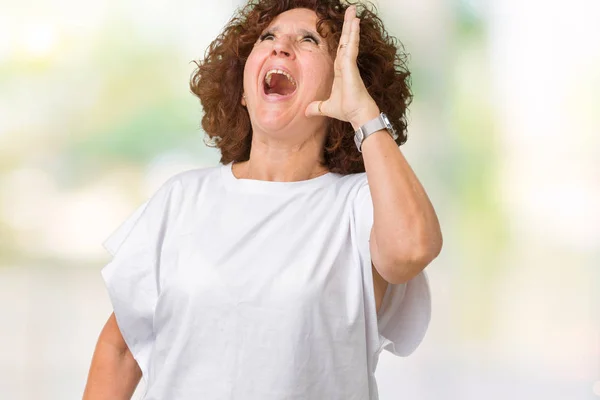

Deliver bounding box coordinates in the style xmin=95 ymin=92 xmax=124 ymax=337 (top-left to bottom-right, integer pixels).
xmin=253 ymin=109 xmax=300 ymax=133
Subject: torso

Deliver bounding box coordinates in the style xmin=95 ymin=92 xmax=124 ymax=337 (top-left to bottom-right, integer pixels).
xmin=105 ymin=164 xmax=396 ymax=399
xmin=233 ymin=161 xmax=389 ymax=315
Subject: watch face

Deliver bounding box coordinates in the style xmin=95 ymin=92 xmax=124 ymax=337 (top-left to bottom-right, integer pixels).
xmin=354 ymin=133 xmax=363 ymax=152
xmin=381 ymin=113 xmax=391 ymax=127
xmin=356 ymin=127 xmax=364 ymax=141
xmin=381 ymin=113 xmax=398 ymax=139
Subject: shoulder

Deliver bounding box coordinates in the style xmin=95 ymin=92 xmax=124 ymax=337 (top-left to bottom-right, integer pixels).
xmin=333 ymin=172 xmax=370 ymax=205
xmin=165 ymin=164 xmax=222 ymax=189
xmin=334 ymin=171 xmax=368 ymax=191
xmin=151 ymin=164 xmax=223 ymax=199
xmin=136 ymin=164 xmax=223 ymax=220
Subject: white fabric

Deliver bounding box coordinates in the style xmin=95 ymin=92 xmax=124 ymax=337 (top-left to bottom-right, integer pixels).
xmin=101 ymin=162 xmax=431 ymax=400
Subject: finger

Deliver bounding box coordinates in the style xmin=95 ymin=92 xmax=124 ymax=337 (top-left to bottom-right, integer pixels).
xmin=337 ymin=6 xmax=355 ymax=55
xmin=346 ymin=17 xmax=360 ymax=61
xmin=305 ymin=100 xmax=328 ymax=118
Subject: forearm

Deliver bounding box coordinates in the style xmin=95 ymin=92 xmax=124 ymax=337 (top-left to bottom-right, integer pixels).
xmin=351 ymin=108 xmax=443 ymax=283
xmin=83 ymin=318 xmax=142 ymax=400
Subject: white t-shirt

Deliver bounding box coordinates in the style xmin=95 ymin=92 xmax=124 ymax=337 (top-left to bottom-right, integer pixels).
xmin=101 ymin=162 xmax=431 ymax=400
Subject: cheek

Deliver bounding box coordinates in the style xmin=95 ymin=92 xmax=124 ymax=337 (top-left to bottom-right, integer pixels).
xmin=242 ymin=63 xmax=252 ymax=93
xmin=304 ymin=58 xmax=334 ymax=89
xmin=243 ymin=50 xmax=263 ymax=90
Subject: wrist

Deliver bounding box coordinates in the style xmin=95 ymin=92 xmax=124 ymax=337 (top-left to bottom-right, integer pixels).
xmin=349 ymin=103 xmax=380 ymax=130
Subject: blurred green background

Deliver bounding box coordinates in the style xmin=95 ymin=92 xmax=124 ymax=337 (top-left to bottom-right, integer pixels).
xmin=0 ymin=0 xmax=598 ymax=398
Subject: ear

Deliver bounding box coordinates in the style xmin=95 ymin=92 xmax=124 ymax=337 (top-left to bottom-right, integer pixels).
xmin=241 ymin=93 xmax=247 ymax=107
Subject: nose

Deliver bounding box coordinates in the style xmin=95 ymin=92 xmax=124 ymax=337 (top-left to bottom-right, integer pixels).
xmin=271 ymin=38 xmax=295 ymax=60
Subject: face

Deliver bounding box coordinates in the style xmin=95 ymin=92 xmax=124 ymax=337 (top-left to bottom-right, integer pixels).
xmin=242 ymin=8 xmax=335 ymax=136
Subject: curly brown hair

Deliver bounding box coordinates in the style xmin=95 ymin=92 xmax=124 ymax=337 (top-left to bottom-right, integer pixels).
xmin=190 ymin=0 xmax=412 ymax=174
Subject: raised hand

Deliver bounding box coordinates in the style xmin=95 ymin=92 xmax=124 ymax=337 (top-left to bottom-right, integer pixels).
xmin=305 ymin=5 xmax=380 ymax=129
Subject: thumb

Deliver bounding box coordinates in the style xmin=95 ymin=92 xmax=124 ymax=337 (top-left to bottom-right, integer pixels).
xmin=305 ymin=100 xmax=326 ymax=118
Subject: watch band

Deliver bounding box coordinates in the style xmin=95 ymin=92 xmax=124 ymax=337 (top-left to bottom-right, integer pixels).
xmin=353 ymin=113 xmax=397 ymax=152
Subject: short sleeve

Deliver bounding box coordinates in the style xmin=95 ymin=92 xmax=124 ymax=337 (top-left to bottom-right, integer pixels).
xmin=352 ymin=177 xmax=431 ymax=357
xmin=100 ymin=177 xmax=180 ymax=380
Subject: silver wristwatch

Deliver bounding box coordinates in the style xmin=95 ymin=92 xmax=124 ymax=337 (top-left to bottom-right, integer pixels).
xmin=353 ymin=112 xmax=398 ymax=152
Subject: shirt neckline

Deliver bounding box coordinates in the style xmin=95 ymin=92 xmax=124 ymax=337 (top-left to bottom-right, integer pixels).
xmin=221 ymin=161 xmax=340 ymax=194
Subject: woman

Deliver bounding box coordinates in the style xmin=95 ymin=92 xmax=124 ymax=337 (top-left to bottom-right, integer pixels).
xmin=83 ymin=0 xmax=442 ymax=398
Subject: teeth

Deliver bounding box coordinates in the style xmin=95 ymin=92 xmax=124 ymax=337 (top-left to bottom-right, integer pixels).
xmin=264 ymin=69 xmax=297 ymax=88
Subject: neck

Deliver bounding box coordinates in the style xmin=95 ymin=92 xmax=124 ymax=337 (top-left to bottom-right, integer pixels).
xmin=233 ymin=143 xmax=329 ymax=182
xmin=247 ymin=160 xmax=328 ymax=181
xmin=233 ymin=120 xmax=331 ymax=182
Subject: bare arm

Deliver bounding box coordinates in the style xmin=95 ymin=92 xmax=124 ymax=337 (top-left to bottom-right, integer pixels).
xmin=305 ymin=6 xmax=442 ymax=284
xmin=83 ymin=313 xmax=142 ymax=400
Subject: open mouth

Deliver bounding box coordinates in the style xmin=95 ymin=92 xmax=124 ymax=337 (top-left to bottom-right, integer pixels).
xmin=263 ymin=68 xmax=297 ymax=97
